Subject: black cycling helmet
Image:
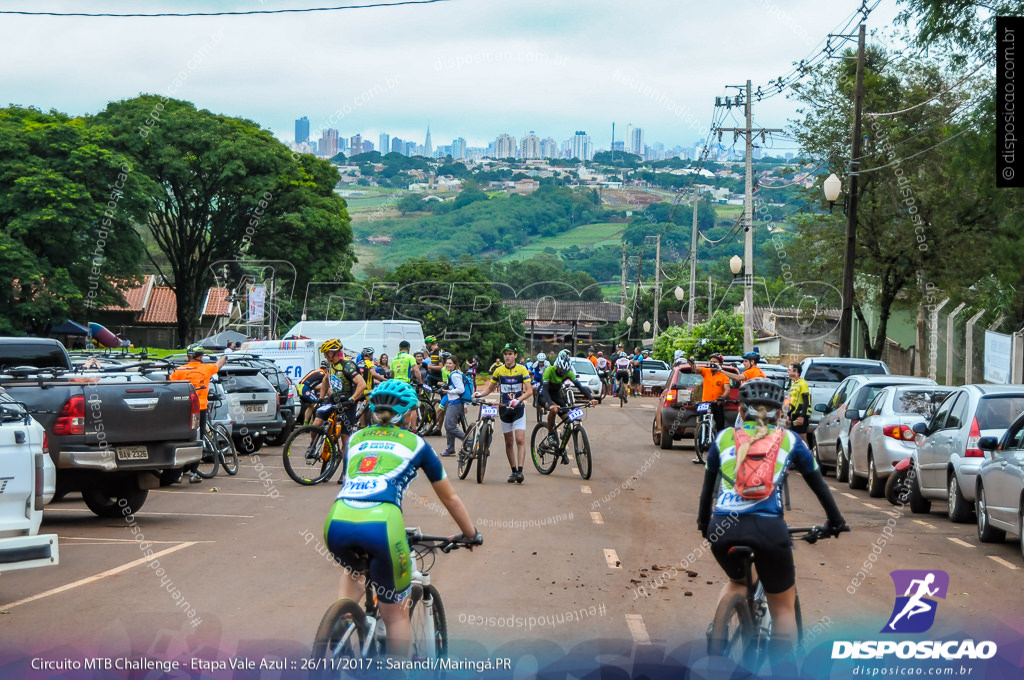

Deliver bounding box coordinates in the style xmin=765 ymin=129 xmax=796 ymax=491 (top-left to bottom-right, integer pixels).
xmin=320 ymin=360 xmax=329 ymax=370
xmin=738 ymin=379 xmax=786 ymax=420
xmin=502 ymin=342 xmax=518 ymax=354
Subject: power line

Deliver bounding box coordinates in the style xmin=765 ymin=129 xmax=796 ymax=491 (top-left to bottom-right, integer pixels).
xmin=0 ymin=0 xmax=452 ymax=17
xmin=864 ymin=55 xmax=995 ymax=119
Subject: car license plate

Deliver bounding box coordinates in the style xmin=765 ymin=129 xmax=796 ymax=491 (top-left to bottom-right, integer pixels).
xmin=480 ymin=405 xmax=498 ymax=418
xmin=566 ymin=408 xmax=584 ymax=422
xmin=245 ymin=405 xmax=264 ymax=413
xmin=696 ymin=402 xmax=710 ymax=413
xmin=116 ymin=446 xmax=148 ymax=461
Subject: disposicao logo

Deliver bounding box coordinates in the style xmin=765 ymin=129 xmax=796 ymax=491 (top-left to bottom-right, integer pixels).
xmin=831 ymin=570 xmax=997 ymax=661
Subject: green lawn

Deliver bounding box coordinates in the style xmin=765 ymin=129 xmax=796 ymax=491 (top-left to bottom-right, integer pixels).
xmin=497 ymin=222 xmax=625 ymax=262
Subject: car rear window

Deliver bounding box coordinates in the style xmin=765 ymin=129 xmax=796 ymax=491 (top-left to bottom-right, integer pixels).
xmin=894 ymin=389 xmax=955 ymax=417
xmin=221 ymin=374 xmax=275 ymax=394
xmin=975 ymin=396 xmax=1024 ymax=430
xmin=674 ymin=372 xmax=703 ymax=389
xmin=804 ymin=363 xmax=887 ymax=382
xmin=571 ymin=360 xmax=596 ymax=375
xmin=0 ymin=344 xmax=69 ymax=369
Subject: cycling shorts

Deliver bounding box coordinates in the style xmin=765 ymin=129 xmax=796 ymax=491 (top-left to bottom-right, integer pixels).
xmin=708 ymin=514 xmax=795 ymax=594
xmin=539 ymin=386 xmax=568 ymax=410
xmin=615 ymin=371 xmax=630 ymax=382
xmin=315 ymin=402 xmax=359 ymax=435
xmin=299 ymin=384 xmax=321 ymax=404
xmin=500 ymin=410 xmax=527 ymax=433
xmin=324 ymin=501 xmax=412 ymax=604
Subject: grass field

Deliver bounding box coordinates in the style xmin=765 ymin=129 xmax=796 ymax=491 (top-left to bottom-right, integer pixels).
xmin=497 ymin=222 xmax=625 ymax=262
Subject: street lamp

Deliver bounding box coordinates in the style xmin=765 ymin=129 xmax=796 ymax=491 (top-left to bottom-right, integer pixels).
xmin=643 ymin=320 xmax=651 ymax=334
xmin=729 ymin=255 xmax=743 ymax=277
xmin=823 ymin=173 xmax=842 ymax=213
xmin=674 ymin=286 xmax=685 ymax=301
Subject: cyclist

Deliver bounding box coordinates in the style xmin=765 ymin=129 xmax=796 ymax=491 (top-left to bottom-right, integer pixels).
xmin=530 ymin=352 xmax=548 ymax=384
xmin=539 ymin=350 xmax=599 ymax=450
xmin=298 ymin=360 xmax=330 ymax=425
xmin=630 ymin=347 xmax=644 ymax=394
xmin=594 ymin=351 xmax=611 ymax=397
xmin=467 ymin=355 xmax=480 ymax=388
xmin=697 ymin=379 xmax=847 ymax=663
xmin=324 ymin=379 xmax=481 ymax=659
xmin=473 ymin=343 xmax=533 ymax=484
xmin=313 ymin=339 xmax=367 ymax=481
xmin=390 ymin=341 xmax=419 ymax=431
xmin=672 ymin=349 xmax=686 ymax=368
xmin=170 ymin=344 xmax=226 ymax=483
xmin=413 ymin=350 xmax=430 ymax=386
xmin=787 ymin=362 xmax=811 ymax=444
xmin=440 ymin=354 xmax=473 ymax=457
xmin=424 ymin=335 xmax=444 ymax=389
xmin=586 ymin=346 xmax=599 ymax=369
xmin=613 ymin=352 xmax=631 ymax=398
xmin=688 ymin=354 xmax=732 ymax=434
xmin=723 ymin=351 xmax=766 ymax=382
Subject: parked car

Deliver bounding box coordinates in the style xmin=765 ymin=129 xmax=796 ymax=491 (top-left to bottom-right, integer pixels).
xmin=639 ymin=359 xmax=671 ymax=393
xmin=225 ymin=353 xmax=296 ymax=445
xmin=975 ymin=411 xmax=1024 ymax=558
xmin=760 ymin=363 xmax=790 ymax=390
xmin=217 ymin=365 xmax=284 ymax=453
xmin=800 ymin=357 xmax=890 ymax=441
xmin=813 ymin=374 xmax=936 ymax=479
xmin=651 ymin=365 xmax=740 ymax=450
xmin=910 ymin=384 xmax=1024 ymax=522
xmin=846 ymin=385 xmax=956 ymax=498
xmin=567 ymin=357 xmax=604 ymax=404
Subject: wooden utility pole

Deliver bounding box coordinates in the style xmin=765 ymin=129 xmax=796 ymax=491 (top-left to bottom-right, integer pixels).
xmin=689 ymin=186 xmax=698 ymax=327
xmin=620 ymin=242 xmax=627 ymax=309
xmin=839 ymin=22 xmax=866 ymax=357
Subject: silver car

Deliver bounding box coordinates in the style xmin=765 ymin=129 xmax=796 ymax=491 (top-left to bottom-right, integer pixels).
xmin=847 ymin=385 xmax=955 ymax=498
xmin=910 ymin=385 xmax=1024 ymax=523
xmin=976 ymin=411 xmax=1024 ymax=559
xmin=568 ymin=357 xmax=603 ymax=404
xmin=813 ymin=374 xmax=936 ymax=480
xmin=217 ymin=366 xmax=284 ymax=453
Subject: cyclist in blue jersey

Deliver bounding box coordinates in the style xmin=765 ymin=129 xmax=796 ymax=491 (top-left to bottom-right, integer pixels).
xmin=324 ymin=380 xmax=481 ymax=659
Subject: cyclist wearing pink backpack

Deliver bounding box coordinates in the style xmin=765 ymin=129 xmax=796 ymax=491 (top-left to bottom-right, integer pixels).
xmin=697 ymin=379 xmax=848 ymax=661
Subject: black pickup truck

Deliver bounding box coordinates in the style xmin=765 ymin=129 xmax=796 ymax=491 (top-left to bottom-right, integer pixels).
xmin=0 ymin=337 xmax=201 ymax=517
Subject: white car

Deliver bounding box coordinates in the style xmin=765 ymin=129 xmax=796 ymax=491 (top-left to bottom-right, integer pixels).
xmin=568 ymin=357 xmax=604 ymax=403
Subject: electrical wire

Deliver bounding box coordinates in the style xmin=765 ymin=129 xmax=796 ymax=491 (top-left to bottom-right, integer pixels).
xmin=857 ymin=127 xmax=973 ymax=174
xmin=0 ymin=0 xmax=452 ymax=16
xmin=864 ymin=55 xmax=995 ymax=119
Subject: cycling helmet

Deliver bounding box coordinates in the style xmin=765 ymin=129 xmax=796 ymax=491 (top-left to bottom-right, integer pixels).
xmin=597 ymin=351 xmax=604 ymax=357
xmin=186 ymin=343 xmax=205 ymax=358
xmin=502 ymin=342 xmax=518 ymax=354
xmin=738 ymin=379 xmax=786 ymax=420
xmin=424 ymin=335 xmax=437 ymax=344
xmin=368 ymin=379 xmax=419 ymax=418
xmin=536 ymin=352 xmax=547 ymax=362
xmin=320 ymin=360 xmax=329 ymax=370
xmin=361 ymin=347 xmax=375 ymax=357
xmin=742 ymin=351 xmax=761 ymax=362
xmin=439 ymin=351 xmax=452 ymax=361
xmin=554 ymin=349 xmax=572 ymax=374
xmin=320 ymin=338 xmax=343 ymax=355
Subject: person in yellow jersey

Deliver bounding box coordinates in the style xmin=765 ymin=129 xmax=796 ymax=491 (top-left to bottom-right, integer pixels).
xmin=787 ymin=362 xmax=811 ymax=444
xmin=473 ymin=342 xmax=534 ymax=483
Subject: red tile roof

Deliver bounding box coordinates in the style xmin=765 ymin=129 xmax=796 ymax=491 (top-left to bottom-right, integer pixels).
xmin=101 ymin=277 xmax=233 ymax=325
xmin=103 ymin=275 xmax=153 ymax=312
xmin=137 ymin=286 xmax=178 ymax=325
xmin=201 ymin=288 xmax=231 ymax=317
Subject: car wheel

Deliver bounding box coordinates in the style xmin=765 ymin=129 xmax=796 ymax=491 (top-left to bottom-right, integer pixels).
xmin=812 ymin=439 xmax=825 ymax=473
xmin=947 ymin=473 xmax=973 ymax=523
xmin=976 ymin=484 xmax=1006 ymax=543
xmin=266 ymin=424 xmax=294 ymax=447
xmin=909 ymin=467 xmax=931 ymax=514
xmin=651 ymin=418 xmax=661 ymax=446
xmin=835 ymin=445 xmax=850 ymax=483
xmin=82 ymin=483 xmax=148 ymax=518
xmin=235 ymin=435 xmax=262 ymax=454
xmin=866 ymin=455 xmax=884 ymax=498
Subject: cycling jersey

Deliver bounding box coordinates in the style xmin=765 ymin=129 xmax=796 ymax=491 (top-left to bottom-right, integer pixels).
xmin=704 ymin=423 xmax=816 ymax=517
xmin=334 ymin=425 xmax=447 ymax=508
xmin=530 ymin=361 xmax=548 ymax=384
xmin=169 ymin=361 xmax=219 ymax=411
xmin=613 ymin=357 xmax=631 ymax=374
xmin=328 ymin=358 xmax=361 ymax=400
xmin=298 ymin=369 xmax=326 ymax=403
xmin=490 ymin=364 xmax=531 ymax=406
xmin=391 ymin=351 xmax=416 ymax=383
xmin=539 ymin=365 xmax=592 ymax=405
xmin=789 ymin=377 xmax=810 ymax=418
xmin=694 ymin=366 xmax=732 ymax=402
xmin=596 ymin=358 xmax=609 ymax=371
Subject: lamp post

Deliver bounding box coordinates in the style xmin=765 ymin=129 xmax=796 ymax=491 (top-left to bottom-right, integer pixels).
xmin=823 ymin=173 xmax=842 ymax=212
xmin=823 ymin=172 xmax=855 ymax=356
xmin=729 ymin=255 xmax=752 ymax=352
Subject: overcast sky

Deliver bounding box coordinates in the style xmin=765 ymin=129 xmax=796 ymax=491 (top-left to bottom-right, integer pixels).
xmin=0 ymin=0 xmax=907 ymax=151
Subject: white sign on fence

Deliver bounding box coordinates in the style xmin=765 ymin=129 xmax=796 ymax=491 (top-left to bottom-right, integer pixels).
xmin=984 ymin=330 xmax=1012 ymax=384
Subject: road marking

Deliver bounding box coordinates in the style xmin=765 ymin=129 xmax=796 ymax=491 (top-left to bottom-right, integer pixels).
xmin=988 ymin=555 xmax=1019 ymax=570
xmin=603 ymin=548 xmax=621 ymax=569
xmin=624 ymin=614 xmax=652 ymax=645
xmin=590 ymin=512 xmax=604 ymax=525
xmin=862 ymin=502 xmax=882 ymax=510
xmin=828 ymin=485 xmax=837 ymax=492
xmin=0 ymin=542 xmax=197 ymax=611
xmin=841 ymin=492 xmax=858 ymax=500
xmin=58 ymin=537 xmax=188 ymax=544
xmin=947 ymin=537 xmax=975 ymax=549
xmin=580 ymin=486 xmax=592 ymax=494
xmin=571 ymin=466 xmax=579 ymax=476
xmin=913 ymin=519 xmax=934 ymax=528
xmin=153 ymin=490 xmax=272 ymax=498
xmin=55 ymin=508 xmax=256 ymax=519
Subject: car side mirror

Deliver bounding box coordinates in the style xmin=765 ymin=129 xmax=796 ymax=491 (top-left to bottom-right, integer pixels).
xmin=845 ymin=410 xmax=863 ymax=421
xmin=911 ymin=422 xmax=928 ymax=435
xmin=813 ymin=403 xmax=827 ymax=413
xmin=978 ymin=436 xmax=999 ymax=451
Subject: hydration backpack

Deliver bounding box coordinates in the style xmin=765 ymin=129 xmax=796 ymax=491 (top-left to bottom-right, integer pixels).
xmin=721 ymin=427 xmax=787 ymax=500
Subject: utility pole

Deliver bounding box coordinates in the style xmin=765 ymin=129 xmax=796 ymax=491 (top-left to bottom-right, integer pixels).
xmin=839 ymin=22 xmax=866 ymax=357
xmin=718 ymin=81 xmax=782 ymax=353
xmin=620 ymin=242 xmax=627 ymax=309
xmin=689 ymin=186 xmax=698 ymax=327
xmin=647 ymin=235 xmax=661 ymax=339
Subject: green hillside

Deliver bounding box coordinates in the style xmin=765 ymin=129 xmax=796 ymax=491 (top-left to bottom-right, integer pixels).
xmin=497 ymin=222 xmax=625 ymax=262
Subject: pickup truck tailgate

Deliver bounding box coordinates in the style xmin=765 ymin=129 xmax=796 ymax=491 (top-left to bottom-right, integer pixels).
xmin=84 ymin=384 xmax=195 ymax=445
xmin=0 ymin=425 xmax=34 ymax=536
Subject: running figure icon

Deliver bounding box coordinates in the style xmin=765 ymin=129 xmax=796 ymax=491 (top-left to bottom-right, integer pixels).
xmin=887 ymin=573 xmax=939 ymax=630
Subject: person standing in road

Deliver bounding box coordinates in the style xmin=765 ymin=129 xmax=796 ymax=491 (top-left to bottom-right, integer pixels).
xmin=424 ymin=335 xmax=444 ymax=389
xmin=391 ymin=341 xmax=420 ymax=431
xmin=688 ymin=354 xmax=732 ymax=433
xmin=787 ymin=362 xmax=811 ymax=444
xmin=473 ymin=343 xmax=534 ymax=483
xmin=170 ymin=344 xmax=227 ymax=483
xmin=440 ymin=355 xmax=473 ymax=457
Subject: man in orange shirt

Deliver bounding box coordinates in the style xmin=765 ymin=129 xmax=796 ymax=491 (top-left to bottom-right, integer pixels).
xmin=688 ymin=354 xmax=733 ymax=434
xmin=170 ymin=344 xmax=226 ymax=483
xmin=723 ymin=351 xmax=766 ymax=382
xmin=587 ymin=347 xmax=599 ymax=368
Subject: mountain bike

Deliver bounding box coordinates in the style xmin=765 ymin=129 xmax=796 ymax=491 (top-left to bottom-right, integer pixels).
xmin=415 ymin=385 xmax=442 ymax=437
xmin=693 ymin=400 xmax=721 ymax=465
xmin=458 ymin=400 xmax=497 ymax=484
xmin=282 ymin=403 xmax=349 ymax=485
xmin=530 ymin=385 xmax=594 ymax=480
xmin=615 ymin=373 xmax=630 ymax=407
xmin=707 ymin=525 xmax=838 ymax=670
xmin=310 ymin=529 xmax=481 ymax=669
xmin=194 ymin=423 xmax=239 ymax=478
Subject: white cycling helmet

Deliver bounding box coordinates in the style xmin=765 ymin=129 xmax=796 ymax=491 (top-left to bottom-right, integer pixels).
xmin=554 ymin=350 xmax=572 ymax=374
xmin=536 ymin=352 xmax=547 ymax=362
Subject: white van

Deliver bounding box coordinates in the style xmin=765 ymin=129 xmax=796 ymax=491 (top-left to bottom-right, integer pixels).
xmin=280 ymin=320 xmax=427 ymax=364
xmin=239 ymin=338 xmax=321 ymax=382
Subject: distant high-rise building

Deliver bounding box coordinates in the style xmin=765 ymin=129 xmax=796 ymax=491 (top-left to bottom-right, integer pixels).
xmin=611 ymin=141 xmax=625 ymax=152
xmin=391 ymin=137 xmax=404 ymax=155
xmin=348 ymin=134 xmax=362 ymax=157
xmin=379 ymin=133 xmax=390 ymax=156
xmin=295 ymin=116 xmax=310 ymax=144
xmin=494 ymin=133 xmax=516 ymax=159
xmin=406 ymin=141 xmax=418 ymax=156
xmin=570 ymin=131 xmax=593 ymax=161
xmin=424 ymin=125 xmax=433 ymax=158
xmin=451 ymin=138 xmax=467 ymax=159
xmin=320 ymin=129 xmax=340 ymax=158
xmin=521 ymin=132 xmax=541 ymax=160
xmin=630 ymin=127 xmax=644 ymax=156
xmin=541 ymin=137 xmax=558 ymax=158
xmin=437 ymin=144 xmax=452 ymax=158
xmin=362 ymin=141 xmax=374 ymax=154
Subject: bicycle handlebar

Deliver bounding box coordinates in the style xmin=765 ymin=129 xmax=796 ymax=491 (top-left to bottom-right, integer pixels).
xmin=406 ymin=529 xmax=483 ymax=553
xmin=789 ymin=524 xmax=849 ymax=543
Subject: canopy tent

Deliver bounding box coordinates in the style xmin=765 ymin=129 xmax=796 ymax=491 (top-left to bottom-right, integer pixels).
xmin=198 ymin=330 xmax=247 ymax=350
xmin=50 ymin=320 xmax=90 ymax=336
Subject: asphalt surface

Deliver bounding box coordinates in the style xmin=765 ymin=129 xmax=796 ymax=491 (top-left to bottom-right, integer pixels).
xmin=1 ymin=396 xmax=1021 ymax=670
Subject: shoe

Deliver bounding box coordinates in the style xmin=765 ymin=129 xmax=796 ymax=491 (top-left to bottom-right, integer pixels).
xmin=189 ymin=473 xmax=202 ymax=484
xmin=507 ymin=472 xmax=518 ymax=483
xmin=544 ymin=434 xmax=558 ymax=448
xmin=560 ymin=453 xmax=569 ymax=465
xmin=441 ymin=449 xmax=454 ymax=457
xmin=692 ymin=456 xmax=703 ymax=465
xmin=515 ymin=471 xmax=524 ymax=484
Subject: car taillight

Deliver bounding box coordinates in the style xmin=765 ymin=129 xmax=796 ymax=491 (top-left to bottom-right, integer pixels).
xmin=42 ymin=432 xmax=49 ymax=455
xmin=53 ymin=395 xmax=85 ymax=435
xmin=665 ymin=389 xmax=678 ymax=403
xmin=965 ymin=417 xmax=983 ymax=457
xmin=883 ymin=425 xmax=915 ymax=441
xmin=190 ymin=391 xmax=200 ymax=430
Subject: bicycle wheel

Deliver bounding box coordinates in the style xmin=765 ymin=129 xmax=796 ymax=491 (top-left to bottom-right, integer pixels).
xmin=311 ymin=599 xmax=368 ymax=663
xmin=457 ymin=424 xmax=475 ymax=480
xmin=619 ymin=386 xmax=627 ymax=407
xmin=213 ymin=425 xmax=239 ymax=475
xmin=530 ymin=423 xmax=559 ymax=475
xmin=573 ymin=426 xmax=592 ymax=480
xmin=708 ymin=593 xmax=756 ymax=667
xmin=694 ymin=420 xmax=711 ymax=464
xmin=195 ymin=433 xmax=219 ymax=479
xmin=475 ymin=422 xmax=491 ymax=484
xmin=408 ymin=585 xmax=448 ymax=659
xmin=283 ymin=426 xmax=336 ymax=485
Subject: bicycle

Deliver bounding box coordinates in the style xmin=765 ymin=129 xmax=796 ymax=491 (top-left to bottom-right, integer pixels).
xmin=530 ymin=385 xmax=594 ymax=480
xmin=707 ymin=525 xmax=834 ymax=670
xmin=457 ymin=400 xmax=497 ymax=484
xmin=194 ymin=422 xmax=239 ymax=478
xmin=615 ymin=374 xmax=630 ymax=407
xmin=693 ymin=400 xmax=721 ymax=465
xmin=282 ymin=402 xmax=349 ymax=486
xmin=310 ymin=529 xmax=480 ymax=666
xmin=415 ymin=385 xmax=442 ymax=437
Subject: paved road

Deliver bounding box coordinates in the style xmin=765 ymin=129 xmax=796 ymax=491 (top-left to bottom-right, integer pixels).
xmin=1 ymin=397 xmax=1020 ymax=669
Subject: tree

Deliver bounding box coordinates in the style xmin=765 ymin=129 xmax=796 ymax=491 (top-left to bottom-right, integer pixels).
xmin=481 ymin=253 xmax=602 ymax=301
xmin=652 ymin=313 xmax=742 ymax=362
xmin=93 ymin=95 xmax=354 ymax=345
xmin=397 ymin=195 xmax=426 ymax=215
xmin=0 ymin=106 xmax=152 ymax=335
